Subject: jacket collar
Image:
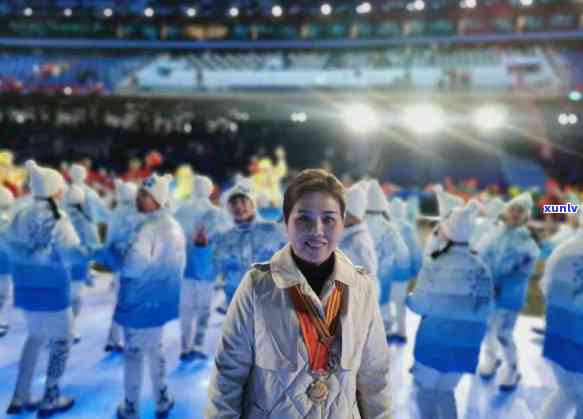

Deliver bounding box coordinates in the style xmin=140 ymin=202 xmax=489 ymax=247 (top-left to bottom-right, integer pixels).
xmin=270 ymin=244 xmax=356 ymax=289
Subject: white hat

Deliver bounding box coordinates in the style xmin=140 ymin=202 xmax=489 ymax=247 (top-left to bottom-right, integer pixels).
xmin=69 ymin=164 xmax=87 ymax=185
xmin=0 ymin=185 xmax=14 ymax=208
xmin=26 ymin=160 xmax=65 ymax=198
xmin=346 ymin=184 xmax=367 ymax=221
xmin=192 ymin=175 xmax=213 ymax=199
xmin=442 ymin=199 xmax=482 ymax=243
xmin=114 ymin=179 xmax=138 ymax=204
xmin=505 ymin=192 xmax=533 ymax=216
xmin=367 ymin=180 xmax=390 ymax=213
xmin=435 ymin=184 xmax=464 ymax=217
xmin=141 ymin=173 xmax=173 ymax=207
xmin=64 ymin=185 xmax=85 ymax=205
xmin=484 ymin=197 xmax=505 ymax=219
xmin=389 ymin=197 xmax=406 ymax=220
xmin=224 ymin=177 xmax=255 ymax=206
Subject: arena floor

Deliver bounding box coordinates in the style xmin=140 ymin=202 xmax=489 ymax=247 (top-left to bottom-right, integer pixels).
xmin=0 ymin=272 xmax=556 ymax=419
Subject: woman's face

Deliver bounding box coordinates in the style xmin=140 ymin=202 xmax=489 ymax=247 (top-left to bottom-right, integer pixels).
xmin=286 ymin=191 xmax=344 ymax=265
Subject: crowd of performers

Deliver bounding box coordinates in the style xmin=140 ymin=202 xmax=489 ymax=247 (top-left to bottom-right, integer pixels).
xmin=0 ymin=159 xmax=581 ymax=419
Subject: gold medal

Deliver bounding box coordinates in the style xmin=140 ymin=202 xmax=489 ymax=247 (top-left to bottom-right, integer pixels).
xmin=307 ymin=378 xmax=329 ymax=403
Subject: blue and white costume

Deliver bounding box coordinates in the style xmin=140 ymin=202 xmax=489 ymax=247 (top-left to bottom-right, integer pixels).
xmin=98 ymin=174 xmax=186 ymax=419
xmin=64 ymin=185 xmax=101 ymax=341
xmin=408 ymin=201 xmax=494 ymax=419
xmin=537 ymin=229 xmax=583 ymax=419
xmin=69 ymin=164 xmax=111 ymax=224
xmin=174 ymin=175 xmax=232 ymax=358
xmin=364 ymin=180 xmax=410 ymax=340
xmin=476 ymin=193 xmax=540 ymax=390
xmin=423 ymin=185 xmax=465 ymax=258
xmin=213 ymin=181 xmax=286 ymax=306
xmin=5 ymin=160 xmax=92 ymax=415
xmin=103 ymin=180 xmax=142 ymax=350
xmin=471 ymin=197 xmax=504 ymax=248
xmin=0 ymin=186 xmax=14 ymax=337
xmin=340 ymin=184 xmax=379 ymax=297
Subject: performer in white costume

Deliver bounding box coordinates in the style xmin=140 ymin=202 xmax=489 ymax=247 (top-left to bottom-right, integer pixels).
xmin=537 ymin=207 xmax=583 ymax=419
xmin=97 ymin=174 xmax=186 ymax=419
xmin=6 ymin=161 xmax=93 ymax=417
xmin=476 ymin=192 xmax=540 ymax=391
xmin=339 ymin=183 xmax=379 ymax=297
xmin=363 ymin=180 xmax=410 ymax=342
xmin=408 ymin=200 xmax=494 ymax=419
xmin=175 ymin=174 xmax=231 ymax=361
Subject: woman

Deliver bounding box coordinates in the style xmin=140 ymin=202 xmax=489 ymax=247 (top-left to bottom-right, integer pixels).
xmin=408 ymin=201 xmax=494 ymax=419
xmin=205 ymin=168 xmax=392 ymax=419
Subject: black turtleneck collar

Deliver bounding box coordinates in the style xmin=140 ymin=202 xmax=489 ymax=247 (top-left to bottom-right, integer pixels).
xmin=291 ymin=249 xmax=335 ymax=297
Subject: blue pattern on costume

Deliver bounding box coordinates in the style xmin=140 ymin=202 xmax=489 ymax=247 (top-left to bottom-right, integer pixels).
xmin=407 ymin=246 xmax=494 ymax=373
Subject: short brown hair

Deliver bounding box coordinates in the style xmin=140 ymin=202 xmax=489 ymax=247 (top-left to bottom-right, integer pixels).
xmin=283 ymin=169 xmax=346 ymax=224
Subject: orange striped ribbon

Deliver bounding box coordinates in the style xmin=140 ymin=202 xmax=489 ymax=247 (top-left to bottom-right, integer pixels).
xmin=288 ymin=281 xmax=345 ymax=373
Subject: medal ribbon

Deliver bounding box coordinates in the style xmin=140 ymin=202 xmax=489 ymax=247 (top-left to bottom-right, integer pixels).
xmin=287 ymin=281 xmax=345 ymax=374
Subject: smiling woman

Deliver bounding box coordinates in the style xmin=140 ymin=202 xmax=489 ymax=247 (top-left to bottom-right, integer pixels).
xmin=205 ymin=168 xmax=393 ymax=419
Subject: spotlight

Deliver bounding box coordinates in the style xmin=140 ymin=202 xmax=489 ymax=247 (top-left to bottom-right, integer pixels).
xmin=63 ymin=8 xmax=72 ymax=17
xmin=558 ymin=113 xmax=569 ymax=125
xmin=321 ymin=4 xmax=332 ymax=15
xmin=414 ymin=0 xmax=425 ymax=10
xmin=403 ymin=104 xmax=445 ymax=135
xmin=186 ymin=7 xmax=197 ymax=17
xmin=569 ymin=91 xmax=582 ymax=102
xmin=291 ymin=112 xmax=308 ymax=123
xmin=568 ymin=113 xmax=578 ymax=125
xmin=272 ymin=5 xmax=283 ymax=17
xmin=229 ymin=7 xmax=239 ymax=17
xmin=341 ymin=104 xmax=378 ymax=134
xmin=63 ymin=86 xmax=72 ymax=96
xmin=356 ymin=2 xmax=372 ymax=14
xmin=473 ymin=105 xmax=507 ymax=130
xmin=103 ymin=8 xmax=113 ymax=17
xmin=144 ymin=7 xmax=154 ymax=17
xmin=24 ymin=7 xmax=33 ymax=16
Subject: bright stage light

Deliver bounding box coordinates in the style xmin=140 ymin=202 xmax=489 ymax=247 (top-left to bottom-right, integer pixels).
xmin=103 ymin=8 xmax=113 ymax=17
xmin=229 ymin=7 xmax=239 ymax=17
xmin=341 ymin=104 xmax=378 ymax=134
xmin=558 ymin=113 xmax=568 ymax=125
xmin=473 ymin=105 xmax=507 ymax=130
xmin=291 ymin=112 xmax=308 ymax=123
xmin=63 ymin=8 xmax=72 ymax=17
xmin=402 ymin=104 xmax=445 ymax=135
xmin=356 ymin=2 xmax=372 ymax=14
xmin=186 ymin=7 xmax=197 ymax=17
xmin=569 ymin=91 xmax=582 ymax=102
xmin=144 ymin=7 xmax=154 ymax=17
xmin=568 ymin=113 xmax=578 ymax=125
xmin=24 ymin=8 xmax=33 ymax=16
xmin=414 ymin=0 xmax=425 ymax=10
xmin=272 ymin=5 xmax=283 ymax=17
xmin=321 ymin=4 xmax=332 ymax=15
